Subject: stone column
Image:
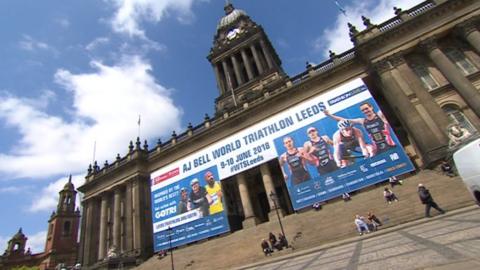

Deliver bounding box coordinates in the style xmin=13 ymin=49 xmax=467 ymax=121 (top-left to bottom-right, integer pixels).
xmin=374 ymin=59 xmax=446 ymax=164
xmin=457 ymin=20 xmax=480 ymax=54
xmin=132 ymin=178 xmax=141 ymax=252
xmin=113 ymin=188 xmax=122 ymax=250
xmin=231 ymin=54 xmax=244 ymax=85
xmin=250 ymin=43 xmax=264 ymax=75
xmin=213 ymin=63 xmax=226 ymax=94
xmin=222 ymin=60 xmax=234 ymax=92
xmin=241 ymin=48 xmax=254 ymax=80
xmin=81 ymin=200 xmax=93 ymax=266
xmin=98 ymin=194 xmax=108 ymax=260
xmin=124 ymin=181 xmax=133 ymax=252
xmin=259 ymin=39 xmax=274 ymax=69
xmin=237 ymin=173 xmax=255 ymax=228
xmin=259 ymin=163 xmax=276 ymax=219
xmin=420 ymin=37 xmax=480 ymax=117
xmin=391 ymin=54 xmax=450 ymax=142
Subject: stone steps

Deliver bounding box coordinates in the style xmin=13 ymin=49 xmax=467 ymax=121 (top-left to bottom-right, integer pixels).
xmin=135 ymin=170 xmax=475 ymax=270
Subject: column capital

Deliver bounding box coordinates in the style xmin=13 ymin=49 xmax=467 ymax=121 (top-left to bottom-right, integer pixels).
xmin=372 ymin=59 xmax=393 ymax=74
xmin=418 ymin=36 xmax=439 ymax=54
xmin=455 ymin=18 xmax=479 ymax=38
xmin=387 ymin=52 xmax=406 ymax=67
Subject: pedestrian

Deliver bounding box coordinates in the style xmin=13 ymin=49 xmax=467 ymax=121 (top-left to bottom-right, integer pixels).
xmin=354 ymin=214 xmax=370 ymax=235
xmin=269 ymin=232 xmax=281 ymax=250
xmin=278 ymin=233 xmax=289 ymax=249
xmin=388 ymin=176 xmax=403 ymax=188
xmin=342 ymin=192 xmax=351 ymax=202
xmin=440 ymin=160 xmax=455 ymax=177
xmin=383 ymin=187 xmax=399 ymax=204
xmin=261 ymin=239 xmax=273 ymax=256
xmin=418 ymin=183 xmax=445 ymax=217
xmin=367 ymin=211 xmax=382 ymax=231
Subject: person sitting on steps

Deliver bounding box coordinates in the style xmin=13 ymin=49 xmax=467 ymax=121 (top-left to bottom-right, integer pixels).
xmin=383 ymin=187 xmax=399 ymax=204
xmin=261 ymin=239 xmax=273 ymax=256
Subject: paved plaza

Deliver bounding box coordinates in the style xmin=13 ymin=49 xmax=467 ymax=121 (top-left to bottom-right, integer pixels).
xmin=241 ymin=208 xmax=480 ymax=270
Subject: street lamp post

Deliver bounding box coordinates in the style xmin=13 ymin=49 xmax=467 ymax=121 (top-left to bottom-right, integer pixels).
xmin=167 ymin=226 xmax=175 ymax=270
xmin=269 ymin=191 xmax=287 ymax=246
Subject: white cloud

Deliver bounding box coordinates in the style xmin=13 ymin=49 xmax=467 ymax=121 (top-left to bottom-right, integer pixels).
xmin=314 ymin=0 xmax=425 ymax=57
xmin=86 ymin=37 xmax=110 ymax=51
xmin=26 ymin=230 xmax=47 ymax=253
xmin=56 ymin=18 xmax=70 ymax=29
xmin=109 ymin=0 xmax=198 ymax=37
xmin=0 ymin=185 xmax=34 ymax=193
xmin=0 ymin=56 xmax=182 ymax=180
xmin=19 ymin=35 xmax=54 ymax=52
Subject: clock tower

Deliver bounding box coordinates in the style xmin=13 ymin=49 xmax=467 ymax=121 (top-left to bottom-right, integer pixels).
xmin=208 ymin=2 xmax=286 ymax=114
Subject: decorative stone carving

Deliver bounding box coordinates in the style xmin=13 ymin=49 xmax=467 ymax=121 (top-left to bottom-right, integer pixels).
xmin=456 ymin=19 xmax=479 ymax=37
xmin=447 ymin=124 xmax=472 ymax=148
xmin=106 ymin=245 xmax=118 ymax=259
xmin=362 ymin=16 xmax=374 ymax=28
xmin=372 ymin=59 xmax=393 ymax=74
xmin=418 ymin=37 xmax=438 ymax=53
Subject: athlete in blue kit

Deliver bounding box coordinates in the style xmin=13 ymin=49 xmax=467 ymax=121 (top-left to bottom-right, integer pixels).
xmin=303 ymin=127 xmax=338 ymax=175
xmin=279 ymin=136 xmax=311 ymax=185
xmin=324 ymin=103 xmax=395 ymax=155
xmin=331 ymin=120 xmax=373 ymax=168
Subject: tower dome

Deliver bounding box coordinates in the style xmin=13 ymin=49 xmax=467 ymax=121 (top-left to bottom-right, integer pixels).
xmin=217 ymin=3 xmax=247 ymax=31
xmin=63 ymin=175 xmax=74 ymax=191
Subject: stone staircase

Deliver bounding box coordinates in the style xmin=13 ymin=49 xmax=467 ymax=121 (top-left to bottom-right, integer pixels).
xmin=135 ymin=170 xmax=475 ymax=270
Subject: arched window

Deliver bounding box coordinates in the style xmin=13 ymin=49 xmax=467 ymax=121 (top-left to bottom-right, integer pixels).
xmin=63 ymin=221 xmax=71 ymax=236
xmin=442 ymin=104 xmax=477 ymax=134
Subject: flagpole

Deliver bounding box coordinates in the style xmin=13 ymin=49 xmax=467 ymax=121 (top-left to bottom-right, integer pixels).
xmin=226 ymin=72 xmax=237 ymax=107
xmin=92 ymin=140 xmax=96 ymax=165
xmin=333 ymin=0 xmax=347 ymax=16
xmin=138 ymin=114 xmax=141 ymax=139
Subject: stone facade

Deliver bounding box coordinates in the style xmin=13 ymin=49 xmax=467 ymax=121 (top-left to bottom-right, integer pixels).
xmin=0 ymin=177 xmax=80 ymax=270
xmin=78 ymin=0 xmax=480 ymax=268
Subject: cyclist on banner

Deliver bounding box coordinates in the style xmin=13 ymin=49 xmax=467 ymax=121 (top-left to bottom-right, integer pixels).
xmin=323 ymin=102 xmax=395 ymax=155
xmin=279 ymin=136 xmax=311 ymax=185
xmin=303 ymin=127 xmax=338 ymax=175
xmin=332 ymin=119 xmax=373 ymax=168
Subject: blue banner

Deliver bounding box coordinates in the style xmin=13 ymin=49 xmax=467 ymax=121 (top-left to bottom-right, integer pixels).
xmin=273 ymin=86 xmax=414 ymax=210
xmin=151 ymin=166 xmax=230 ymax=252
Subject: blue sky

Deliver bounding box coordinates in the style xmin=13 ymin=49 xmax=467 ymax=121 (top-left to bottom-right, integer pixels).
xmin=0 ymin=0 xmax=423 ymax=252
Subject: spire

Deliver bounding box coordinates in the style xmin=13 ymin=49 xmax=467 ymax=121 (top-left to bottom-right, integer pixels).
xmin=68 ymin=174 xmax=72 ymax=183
xmin=224 ymin=1 xmax=234 ymax=15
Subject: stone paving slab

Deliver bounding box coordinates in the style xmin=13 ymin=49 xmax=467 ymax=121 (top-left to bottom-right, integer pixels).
xmin=237 ymin=206 xmax=480 ymax=270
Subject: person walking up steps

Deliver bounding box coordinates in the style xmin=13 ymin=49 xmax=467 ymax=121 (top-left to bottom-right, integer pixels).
xmin=418 ymin=183 xmax=446 ymax=218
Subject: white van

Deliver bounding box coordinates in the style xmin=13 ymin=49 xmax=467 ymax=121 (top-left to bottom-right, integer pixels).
xmin=453 ymin=138 xmax=480 ymax=206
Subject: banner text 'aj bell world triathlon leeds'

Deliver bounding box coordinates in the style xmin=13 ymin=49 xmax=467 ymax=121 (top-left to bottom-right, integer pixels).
xmin=149 ymin=78 xmax=414 ymax=252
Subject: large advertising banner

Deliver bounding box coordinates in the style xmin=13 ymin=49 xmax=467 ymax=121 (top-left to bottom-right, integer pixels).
xmin=151 ymin=166 xmax=230 ymax=252
xmin=150 ymin=78 xmax=414 ymax=251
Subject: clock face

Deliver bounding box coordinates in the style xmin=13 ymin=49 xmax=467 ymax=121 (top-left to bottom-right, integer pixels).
xmin=226 ymin=28 xmax=240 ymax=40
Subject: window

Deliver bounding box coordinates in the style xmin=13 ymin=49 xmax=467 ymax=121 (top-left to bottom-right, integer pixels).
xmin=412 ymin=65 xmax=439 ymax=90
xmin=442 ymin=104 xmax=477 ymax=134
xmin=445 ymin=48 xmax=478 ymax=75
xmin=63 ymin=221 xmax=71 ymax=236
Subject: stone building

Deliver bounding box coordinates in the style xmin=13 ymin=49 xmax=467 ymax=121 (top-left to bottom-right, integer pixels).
xmin=0 ymin=177 xmax=81 ymax=270
xmin=78 ymin=0 xmax=480 ymax=268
